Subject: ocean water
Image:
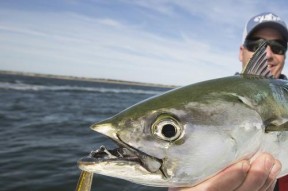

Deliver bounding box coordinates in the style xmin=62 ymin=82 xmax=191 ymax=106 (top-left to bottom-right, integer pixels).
xmin=0 ymin=73 xmax=170 ymax=191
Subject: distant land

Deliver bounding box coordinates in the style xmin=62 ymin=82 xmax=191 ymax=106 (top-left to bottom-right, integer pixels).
xmin=0 ymin=70 xmax=178 ymax=88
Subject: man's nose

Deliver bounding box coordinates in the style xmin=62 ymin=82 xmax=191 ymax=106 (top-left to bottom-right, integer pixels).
xmin=265 ymin=45 xmax=274 ymax=58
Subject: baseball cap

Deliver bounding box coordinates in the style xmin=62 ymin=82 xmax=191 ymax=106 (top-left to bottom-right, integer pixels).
xmin=242 ymin=12 xmax=288 ymax=43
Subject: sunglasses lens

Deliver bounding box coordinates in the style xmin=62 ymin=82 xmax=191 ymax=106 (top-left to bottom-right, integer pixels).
xmin=244 ymin=38 xmax=287 ymax=55
xmin=244 ymin=39 xmax=263 ymax=52
xmin=269 ymin=41 xmax=286 ymax=55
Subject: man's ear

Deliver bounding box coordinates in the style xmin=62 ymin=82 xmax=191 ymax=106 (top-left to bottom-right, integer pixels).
xmin=239 ymin=45 xmax=244 ymax=62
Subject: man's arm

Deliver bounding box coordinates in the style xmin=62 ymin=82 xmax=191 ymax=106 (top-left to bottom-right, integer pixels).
xmin=168 ymin=153 xmax=281 ymax=191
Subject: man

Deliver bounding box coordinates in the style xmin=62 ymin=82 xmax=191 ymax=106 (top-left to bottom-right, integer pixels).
xmin=239 ymin=12 xmax=288 ymax=80
xmin=169 ymin=12 xmax=288 ymax=191
xmin=239 ymin=11 xmax=288 ymax=191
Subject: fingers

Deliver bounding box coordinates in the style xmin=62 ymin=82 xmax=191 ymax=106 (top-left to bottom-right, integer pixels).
xmin=266 ymin=180 xmax=277 ymax=191
xmin=168 ymin=153 xmax=282 ymax=191
xmin=202 ymin=160 xmax=250 ymax=191
xmin=236 ymin=153 xmax=281 ymax=191
xmin=168 ymin=160 xmax=250 ymax=191
xmin=260 ymin=159 xmax=281 ymax=191
xmin=168 ymin=187 xmax=192 ymax=191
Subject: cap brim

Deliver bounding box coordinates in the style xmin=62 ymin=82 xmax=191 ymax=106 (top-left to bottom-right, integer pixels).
xmin=247 ymin=22 xmax=288 ymax=41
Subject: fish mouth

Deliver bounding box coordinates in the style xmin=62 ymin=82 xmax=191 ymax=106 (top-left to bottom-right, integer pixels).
xmin=80 ymin=145 xmax=140 ymax=163
xmin=78 ymin=134 xmax=166 ymax=177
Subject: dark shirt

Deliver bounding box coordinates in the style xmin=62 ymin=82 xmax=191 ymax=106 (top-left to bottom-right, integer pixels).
xmin=275 ymin=175 xmax=288 ymax=191
xmin=279 ymin=74 xmax=288 ymax=80
xmin=234 ymin=72 xmax=288 ymax=80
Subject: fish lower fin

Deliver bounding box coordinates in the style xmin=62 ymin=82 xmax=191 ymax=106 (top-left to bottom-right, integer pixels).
xmin=265 ymin=118 xmax=288 ymax=132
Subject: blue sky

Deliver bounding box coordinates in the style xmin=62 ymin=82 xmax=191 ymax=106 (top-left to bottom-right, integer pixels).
xmin=1 ymin=0 xmax=288 ymax=86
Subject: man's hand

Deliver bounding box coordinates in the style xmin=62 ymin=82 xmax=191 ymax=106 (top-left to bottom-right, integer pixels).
xmin=168 ymin=153 xmax=281 ymax=191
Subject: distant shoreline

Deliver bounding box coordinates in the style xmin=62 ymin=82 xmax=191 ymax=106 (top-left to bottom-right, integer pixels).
xmin=0 ymin=70 xmax=177 ymax=88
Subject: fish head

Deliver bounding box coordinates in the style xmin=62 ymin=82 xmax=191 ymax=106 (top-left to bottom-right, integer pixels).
xmin=78 ymin=79 xmax=264 ymax=187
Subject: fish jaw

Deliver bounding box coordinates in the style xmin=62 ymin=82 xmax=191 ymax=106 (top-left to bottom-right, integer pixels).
xmin=78 ymin=122 xmax=169 ymax=187
xmin=78 ymin=155 xmax=167 ymax=187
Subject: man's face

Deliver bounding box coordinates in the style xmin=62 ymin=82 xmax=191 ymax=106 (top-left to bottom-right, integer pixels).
xmin=239 ymin=27 xmax=286 ymax=78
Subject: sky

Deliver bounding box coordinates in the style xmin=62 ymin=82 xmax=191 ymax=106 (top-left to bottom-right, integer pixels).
xmin=1 ymin=0 xmax=288 ymax=86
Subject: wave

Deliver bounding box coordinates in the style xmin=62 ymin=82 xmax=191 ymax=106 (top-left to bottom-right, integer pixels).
xmin=0 ymin=82 xmax=164 ymax=95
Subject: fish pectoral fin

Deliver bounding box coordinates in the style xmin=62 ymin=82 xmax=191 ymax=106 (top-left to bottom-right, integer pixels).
xmin=225 ymin=93 xmax=256 ymax=108
xmin=265 ymin=117 xmax=288 ymax=132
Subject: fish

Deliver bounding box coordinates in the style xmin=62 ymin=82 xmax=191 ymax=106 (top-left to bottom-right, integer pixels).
xmin=77 ymin=41 xmax=288 ymax=187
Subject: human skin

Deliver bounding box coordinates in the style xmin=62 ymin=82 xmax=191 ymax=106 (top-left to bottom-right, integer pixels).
xmin=168 ymin=153 xmax=282 ymax=191
xmin=239 ymin=27 xmax=286 ymax=78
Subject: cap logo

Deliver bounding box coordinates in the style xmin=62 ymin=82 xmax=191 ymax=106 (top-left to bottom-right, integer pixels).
xmin=254 ymin=13 xmax=281 ymax=23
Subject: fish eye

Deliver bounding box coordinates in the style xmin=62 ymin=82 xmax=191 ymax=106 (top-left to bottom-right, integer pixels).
xmin=152 ymin=116 xmax=182 ymax=142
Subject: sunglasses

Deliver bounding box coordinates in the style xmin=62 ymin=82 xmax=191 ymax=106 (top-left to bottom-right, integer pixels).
xmin=244 ymin=38 xmax=287 ymax=55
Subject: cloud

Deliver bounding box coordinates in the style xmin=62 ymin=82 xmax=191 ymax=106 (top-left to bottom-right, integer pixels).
xmin=0 ymin=4 xmax=240 ymax=85
xmin=96 ymin=18 xmax=123 ymax=28
xmin=1 ymin=0 xmax=288 ymax=85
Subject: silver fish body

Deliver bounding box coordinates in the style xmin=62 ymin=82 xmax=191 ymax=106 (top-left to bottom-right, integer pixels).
xmin=78 ymin=75 xmax=288 ymax=187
